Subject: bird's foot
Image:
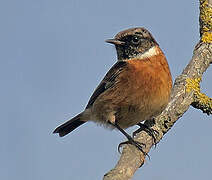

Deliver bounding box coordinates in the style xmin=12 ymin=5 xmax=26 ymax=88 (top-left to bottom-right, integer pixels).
xmin=112 ymin=122 xmax=149 ymax=158
xmin=133 ymin=123 xmax=159 ymax=147
xmin=118 ymin=138 xmax=150 ymax=159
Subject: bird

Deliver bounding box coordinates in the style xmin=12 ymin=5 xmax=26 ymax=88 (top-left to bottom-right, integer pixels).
xmin=53 ymin=27 xmax=172 ymax=153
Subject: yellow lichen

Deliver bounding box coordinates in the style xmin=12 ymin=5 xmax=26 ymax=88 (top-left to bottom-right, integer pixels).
xmin=186 ymin=77 xmax=212 ymax=115
xmin=199 ymin=0 xmax=212 ymax=42
xmin=197 ymin=91 xmax=212 ymax=106
xmin=185 ymin=78 xmax=201 ymax=93
xmin=201 ymin=32 xmax=212 ymax=43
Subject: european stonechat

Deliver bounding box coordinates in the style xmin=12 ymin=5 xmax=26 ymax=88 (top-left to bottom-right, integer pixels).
xmin=54 ymin=27 xmax=172 ymax=152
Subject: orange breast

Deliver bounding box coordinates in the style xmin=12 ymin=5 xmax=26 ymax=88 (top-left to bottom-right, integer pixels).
xmin=113 ymin=53 xmax=172 ymax=127
xmin=125 ymin=53 xmax=172 ymax=107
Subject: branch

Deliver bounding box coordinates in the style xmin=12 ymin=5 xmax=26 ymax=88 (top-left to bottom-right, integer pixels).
xmin=103 ymin=1 xmax=212 ymax=180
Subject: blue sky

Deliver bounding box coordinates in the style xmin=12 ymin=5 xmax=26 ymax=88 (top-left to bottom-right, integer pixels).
xmin=1 ymin=0 xmax=212 ymax=180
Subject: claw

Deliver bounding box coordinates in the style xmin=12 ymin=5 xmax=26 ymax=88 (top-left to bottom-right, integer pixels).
xmin=111 ymin=122 xmax=150 ymax=158
xmin=118 ymin=140 xmax=150 ymax=159
xmin=133 ymin=123 xmax=159 ymax=147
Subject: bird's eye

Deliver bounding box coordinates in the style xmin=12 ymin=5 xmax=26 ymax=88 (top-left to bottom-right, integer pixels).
xmin=131 ymin=36 xmax=140 ymax=44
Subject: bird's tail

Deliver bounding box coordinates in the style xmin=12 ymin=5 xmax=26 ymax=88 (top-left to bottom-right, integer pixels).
xmin=53 ymin=113 xmax=85 ymax=137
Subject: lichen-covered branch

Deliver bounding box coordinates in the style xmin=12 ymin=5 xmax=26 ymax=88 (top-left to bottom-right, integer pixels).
xmin=186 ymin=77 xmax=212 ymax=115
xmin=103 ymin=1 xmax=212 ymax=180
xmin=200 ymin=0 xmax=212 ymax=40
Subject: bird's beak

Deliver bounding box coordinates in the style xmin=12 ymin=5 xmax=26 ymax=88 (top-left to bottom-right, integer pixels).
xmin=105 ymin=39 xmax=125 ymax=45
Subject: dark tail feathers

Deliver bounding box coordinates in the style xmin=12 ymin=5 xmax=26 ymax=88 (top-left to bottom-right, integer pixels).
xmin=53 ymin=113 xmax=85 ymax=137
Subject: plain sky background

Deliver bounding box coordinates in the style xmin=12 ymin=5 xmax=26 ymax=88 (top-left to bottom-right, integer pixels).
xmin=1 ymin=0 xmax=212 ymax=180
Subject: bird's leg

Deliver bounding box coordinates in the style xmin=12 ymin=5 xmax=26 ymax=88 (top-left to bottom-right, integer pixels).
xmin=133 ymin=122 xmax=159 ymax=147
xmin=111 ymin=122 xmax=149 ymax=158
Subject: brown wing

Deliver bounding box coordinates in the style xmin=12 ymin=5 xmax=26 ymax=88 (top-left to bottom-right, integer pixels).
xmin=86 ymin=61 xmax=127 ymax=109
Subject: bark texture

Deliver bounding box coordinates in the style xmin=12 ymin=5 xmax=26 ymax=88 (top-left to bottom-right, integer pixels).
xmin=103 ymin=1 xmax=212 ymax=179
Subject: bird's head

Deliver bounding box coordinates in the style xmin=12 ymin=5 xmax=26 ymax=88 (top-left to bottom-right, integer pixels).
xmin=106 ymin=27 xmax=159 ymax=61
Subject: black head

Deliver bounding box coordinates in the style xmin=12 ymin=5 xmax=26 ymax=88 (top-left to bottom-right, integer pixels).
xmin=106 ymin=27 xmax=158 ymax=61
